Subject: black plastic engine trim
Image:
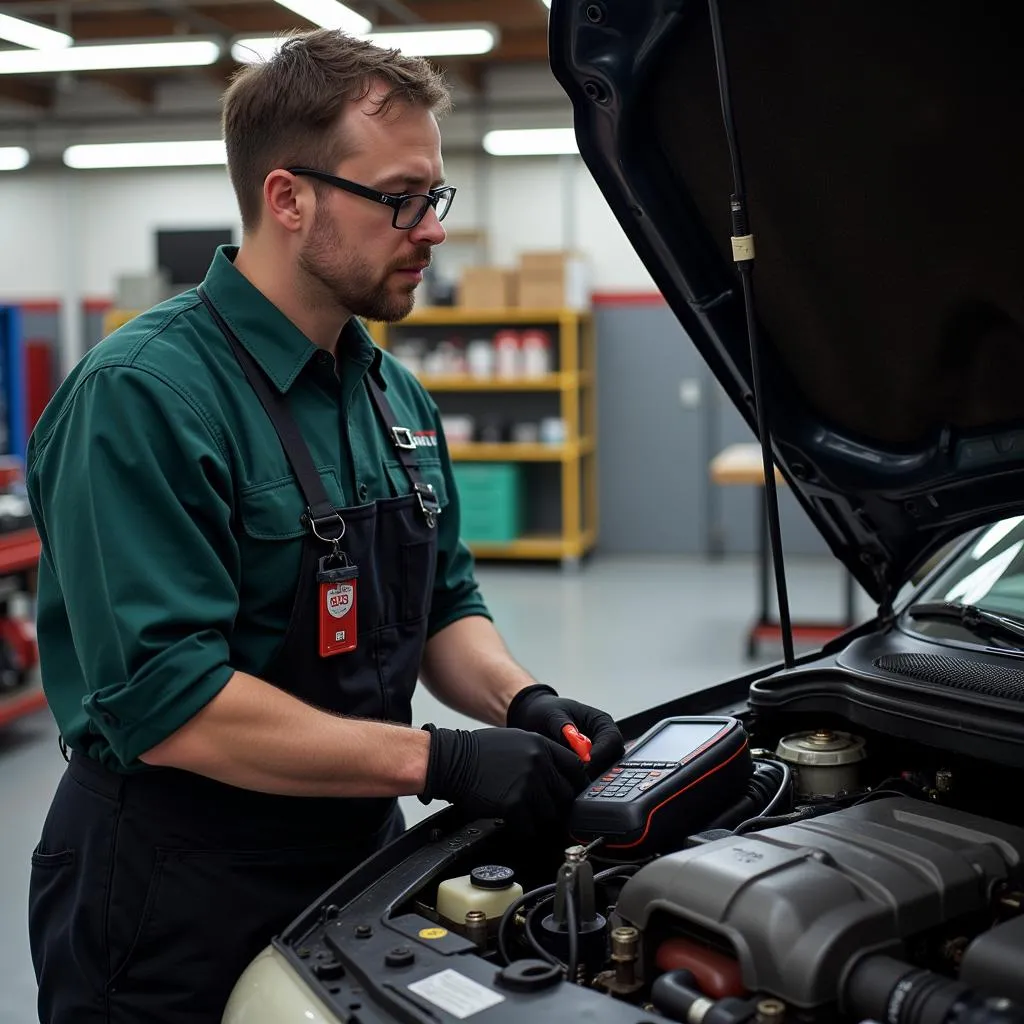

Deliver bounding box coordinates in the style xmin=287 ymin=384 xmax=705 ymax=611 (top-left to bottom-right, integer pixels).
xmin=749 ymin=631 xmax=1024 ymax=767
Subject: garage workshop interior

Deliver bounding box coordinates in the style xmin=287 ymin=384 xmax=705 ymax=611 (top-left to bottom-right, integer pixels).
xmin=3 ymin=2 xmax=1024 ymax=1023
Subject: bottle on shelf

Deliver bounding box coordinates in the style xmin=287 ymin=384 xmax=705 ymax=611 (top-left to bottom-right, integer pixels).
xmin=440 ymin=415 xmax=475 ymax=444
xmin=521 ymin=328 xmax=553 ymax=376
xmin=511 ymin=422 xmax=540 ymax=444
xmin=467 ymin=337 xmax=495 ymax=378
xmin=494 ymin=329 xmax=521 ymax=378
xmin=540 ymin=417 xmax=567 ymax=445
xmin=392 ymin=337 xmax=426 ymax=375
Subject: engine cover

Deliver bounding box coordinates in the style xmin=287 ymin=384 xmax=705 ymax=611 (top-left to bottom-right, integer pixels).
xmin=616 ymin=798 xmax=1024 ymax=1008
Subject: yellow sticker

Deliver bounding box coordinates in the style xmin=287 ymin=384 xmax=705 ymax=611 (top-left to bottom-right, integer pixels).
xmin=418 ymin=927 xmax=449 ymax=940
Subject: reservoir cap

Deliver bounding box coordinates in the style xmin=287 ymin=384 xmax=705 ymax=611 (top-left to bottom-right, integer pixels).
xmin=470 ymin=865 xmax=516 ymax=890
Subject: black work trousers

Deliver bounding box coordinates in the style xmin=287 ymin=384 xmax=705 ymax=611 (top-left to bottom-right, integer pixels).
xmin=29 ymin=753 xmax=402 ymax=1024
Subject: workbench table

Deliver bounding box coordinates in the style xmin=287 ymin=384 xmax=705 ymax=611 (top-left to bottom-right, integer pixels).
xmin=710 ymin=443 xmax=857 ymax=657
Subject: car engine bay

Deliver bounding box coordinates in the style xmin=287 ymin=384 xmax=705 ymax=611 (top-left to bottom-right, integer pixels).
xmin=208 ymin=2 xmax=1024 ymax=1019
xmin=258 ymin=704 xmax=1024 ymax=1024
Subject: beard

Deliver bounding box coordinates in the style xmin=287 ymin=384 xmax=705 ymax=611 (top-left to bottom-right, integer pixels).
xmin=297 ymin=204 xmax=429 ymax=323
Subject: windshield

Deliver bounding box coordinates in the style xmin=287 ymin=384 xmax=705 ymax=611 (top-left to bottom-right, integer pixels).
xmin=904 ymin=516 xmax=1024 ymax=644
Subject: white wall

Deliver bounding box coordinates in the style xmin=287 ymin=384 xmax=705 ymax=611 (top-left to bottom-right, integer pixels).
xmin=0 ymin=152 xmax=655 ymax=303
xmin=0 ymin=170 xmax=66 ymax=300
xmin=76 ymin=167 xmax=242 ymax=298
xmin=571 ymin=162 xmax=657 ymax=292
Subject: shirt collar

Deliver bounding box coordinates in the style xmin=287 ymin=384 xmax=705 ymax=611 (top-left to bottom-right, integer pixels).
xmin=199 ymin=245 xmax=383 ymax=393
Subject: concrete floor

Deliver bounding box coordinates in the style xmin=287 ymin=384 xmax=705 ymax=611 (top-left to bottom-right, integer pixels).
xmin=0 ymin=554 xmax=875 ymax=1024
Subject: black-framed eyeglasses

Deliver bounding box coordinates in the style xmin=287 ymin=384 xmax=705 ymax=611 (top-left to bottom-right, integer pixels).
xmin=288 ymin=167 xmax=456 ymax=230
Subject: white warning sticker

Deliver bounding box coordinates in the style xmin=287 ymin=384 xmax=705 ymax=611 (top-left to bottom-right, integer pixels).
xmin=407 ymin=969 xmax=505 ymax=1019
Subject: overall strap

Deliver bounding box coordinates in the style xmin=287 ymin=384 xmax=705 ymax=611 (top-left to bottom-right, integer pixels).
xmin=197 ymin=286 xmax=339 ymax=536
xmin=364 ymin=376 xmax=440 ymax=529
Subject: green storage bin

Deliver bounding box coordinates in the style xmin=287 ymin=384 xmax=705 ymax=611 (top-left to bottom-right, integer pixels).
xmin=453 ymin=463 xmax=523 ymax=543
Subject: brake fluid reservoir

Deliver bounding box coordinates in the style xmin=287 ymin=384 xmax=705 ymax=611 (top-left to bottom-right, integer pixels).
xmin=776 ymin=729 xmax=866 ymax=797
xmin=436 ymin=865 xmax=523 ymax=927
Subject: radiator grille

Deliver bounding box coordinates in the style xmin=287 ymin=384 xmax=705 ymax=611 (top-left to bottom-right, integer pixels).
xmin=874 ymin=653 xmax=1024 ymax=701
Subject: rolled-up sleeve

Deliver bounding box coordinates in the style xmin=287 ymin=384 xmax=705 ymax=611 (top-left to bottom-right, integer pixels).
xmin=425 ymin=405 xmax=492 ymax=637
xmin=28 ymin=366 xmax=239 ymax=766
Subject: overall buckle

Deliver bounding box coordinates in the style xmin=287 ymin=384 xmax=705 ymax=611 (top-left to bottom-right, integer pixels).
xmin=391 ymin=426 xmax=417 ymax=450
xmin=414 ymin=482 xmax=440 ymax=528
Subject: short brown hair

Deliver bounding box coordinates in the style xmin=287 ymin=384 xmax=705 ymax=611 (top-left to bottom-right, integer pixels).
xmin=223 ymin=29 xmax=452 ymax=232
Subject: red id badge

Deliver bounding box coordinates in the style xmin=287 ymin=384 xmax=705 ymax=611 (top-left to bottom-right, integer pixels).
xmin=317 ymin=555 xmax=359 ymax=657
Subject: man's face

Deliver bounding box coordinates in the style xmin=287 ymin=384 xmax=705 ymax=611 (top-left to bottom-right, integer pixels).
xmin=297 ymin=88 xmax=447 ymax=323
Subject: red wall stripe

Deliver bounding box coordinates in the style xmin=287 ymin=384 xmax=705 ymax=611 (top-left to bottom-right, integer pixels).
xmin=7 ymin=299 xmax=113 ymax=314
xmin=591 ymin=291 xmax=666 ymax=306
xmin=16 ymin=301 xmax=60 ymax=314
xmin=14 ymin=293 xmax=667 ymax=312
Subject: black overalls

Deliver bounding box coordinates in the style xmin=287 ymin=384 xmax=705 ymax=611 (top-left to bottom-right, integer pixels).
xmin=29 ymin=293 xmax=442 ymax=1024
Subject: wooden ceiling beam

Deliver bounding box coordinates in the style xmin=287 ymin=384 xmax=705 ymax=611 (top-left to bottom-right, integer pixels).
xmin=433 ymin=58 xmax=484 ymax=94
xmin=23 ymin=3 xmax=550 ymax=81
xmin=0 ymin=79 xmax=53 ymax=110
xmin=490 ymin=28 xmax=550 ymax=63
xmin=69 ymin=7 xmax=300 ymax=41
xmin=203 ymin=58 xmax=237 ymax=92
xmin=66 ymin=1 xmax=548 ymax=40
xmin=378 ymin=0 xmax=546 ymax=32
xmin=91 ymin=72 xmax=157 ymax=107
xmin=149 ymin=0 xmax=235 ymax=37
xmin=71 ymin=13 xmax=185 ymax=39
xmin=192 ymin=6 xmax=313 ymax=33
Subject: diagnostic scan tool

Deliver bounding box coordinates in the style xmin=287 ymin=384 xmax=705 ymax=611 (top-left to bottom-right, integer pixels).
xmin=569 ymin=717 xmax=752 ymax=856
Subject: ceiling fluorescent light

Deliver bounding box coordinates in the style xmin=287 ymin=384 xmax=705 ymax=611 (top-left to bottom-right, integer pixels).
xmin=233 ymin=23 xmax=497 ymax=63
xmin=366 ymin=25 xmax=497 ymax=56
xmin=0 ymin=12 xmax=72 ymax=50
xmin=483 ymin=128 xmax=578 ymax=156
xmin=274 ymin=0 xmax=370 ymax=33
xmin=63 ymin=140 xmax=226 ymax=170
xmin=230 ymin=37 xmax=282 ymax=63
xmin=0 ymin=39 xmax=220 ymax=75
xmin=0 ymin=147 xmax=29 ymax=171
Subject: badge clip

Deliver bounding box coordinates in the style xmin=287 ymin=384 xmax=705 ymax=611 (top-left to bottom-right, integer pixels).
xmin=317 ymin=551 xmax=359 ymax=657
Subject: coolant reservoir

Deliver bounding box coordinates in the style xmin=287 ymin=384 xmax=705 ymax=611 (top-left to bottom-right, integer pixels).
xmin=436 ymin=865 xmax=523 ymax=927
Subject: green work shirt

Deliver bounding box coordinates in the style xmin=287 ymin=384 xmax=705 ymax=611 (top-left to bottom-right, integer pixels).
xmin=27 ymin=245 xmax=491 ymax=772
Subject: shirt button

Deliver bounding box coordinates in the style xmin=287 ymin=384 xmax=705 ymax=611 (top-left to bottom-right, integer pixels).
xmin=358 ymin=483 xmax=368 ymax=500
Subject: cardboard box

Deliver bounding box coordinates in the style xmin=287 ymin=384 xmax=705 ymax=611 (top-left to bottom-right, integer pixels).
xmin=518 ymin=251 xmax=580 ymax=275
xmin=517 ymin=279 xmax=571 ymax=310
xmin=458 ymin=266 xmax=518 ymax=309
xmin=517 ymin=251 xmax=590 ymax=309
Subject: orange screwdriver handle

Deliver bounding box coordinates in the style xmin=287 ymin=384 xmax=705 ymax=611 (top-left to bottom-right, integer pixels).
xmin=562 ymin=724 xmax=592 ymax=763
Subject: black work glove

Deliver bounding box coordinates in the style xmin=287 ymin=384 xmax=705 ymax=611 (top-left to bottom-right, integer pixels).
xmin=506 ymin=684 xmax=625 ymax=780
xmin=420 ymin=724 xmax=589 ymax=834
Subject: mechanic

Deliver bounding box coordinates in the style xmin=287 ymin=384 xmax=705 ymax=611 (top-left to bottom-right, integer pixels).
xmin=26 ymin=29 xmax=623 ymax=1024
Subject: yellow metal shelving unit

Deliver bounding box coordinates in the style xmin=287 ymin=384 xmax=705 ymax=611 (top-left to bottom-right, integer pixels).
xmin=367 ymin=308 xmax=598 ymax=566
xmin=102 ymin=309 xmax=143 ymax=336
xmin=103 ymin=306 xmax=599 ymax=565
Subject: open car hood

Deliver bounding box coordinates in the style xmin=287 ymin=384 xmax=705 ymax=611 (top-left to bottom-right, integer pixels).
xmin=549 ymin=0 xmax=1024 ymax=604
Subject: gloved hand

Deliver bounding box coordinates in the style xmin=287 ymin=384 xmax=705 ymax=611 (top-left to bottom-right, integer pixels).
xmin=419 ymin=724 xmax=589 ymax=833
xmin=506 ymin=684 xmax=625 ymax=779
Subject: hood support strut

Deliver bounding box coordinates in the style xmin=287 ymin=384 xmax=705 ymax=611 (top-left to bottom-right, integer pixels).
xmin=707 ymin=0 xmax=796 ymax=669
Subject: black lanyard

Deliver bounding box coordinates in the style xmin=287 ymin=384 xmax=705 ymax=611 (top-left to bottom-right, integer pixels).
xmin=197 ymin=286 xmax=440 ymax=534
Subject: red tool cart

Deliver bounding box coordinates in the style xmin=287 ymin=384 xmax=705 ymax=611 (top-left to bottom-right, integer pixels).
xmin=0 ymin=526 xmax=43 ymax=727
